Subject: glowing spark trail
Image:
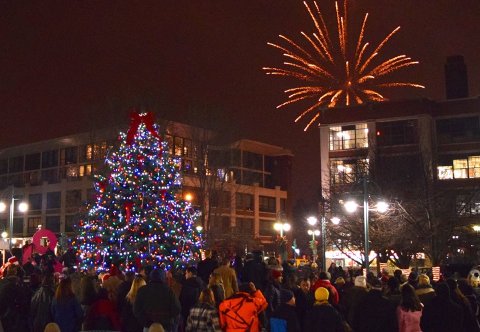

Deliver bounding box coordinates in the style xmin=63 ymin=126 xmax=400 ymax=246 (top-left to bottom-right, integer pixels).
xmin=264 ymin=1 xmax=425 ymax=131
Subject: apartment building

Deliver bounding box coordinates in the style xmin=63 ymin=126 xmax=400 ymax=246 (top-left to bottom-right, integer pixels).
xmin=0 ymin=121 xmax=292 ymax=252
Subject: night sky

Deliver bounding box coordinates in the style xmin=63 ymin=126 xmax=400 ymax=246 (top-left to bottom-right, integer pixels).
xmin=1 ymin=1 xmax=479 ymax=205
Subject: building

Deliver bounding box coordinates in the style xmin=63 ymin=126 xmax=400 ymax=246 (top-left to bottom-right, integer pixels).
xmin=0 ymin=120 xmax=292 ymax=253
xmin=318 ymin=95 xmax=480 ymax=265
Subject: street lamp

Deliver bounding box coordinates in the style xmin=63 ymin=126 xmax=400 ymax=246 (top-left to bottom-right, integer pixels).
xmin=307 ymin=228 xmax=321 ymax=261
xmin=307 ymin=215 xmax=327 ymax=270
xmin=273 ymin=221 xmax=291 ymax=237
xmin=0 ymin=188 xmax=29 ymax=252
xmin=343 ymin=177 xmax=389 ymax=272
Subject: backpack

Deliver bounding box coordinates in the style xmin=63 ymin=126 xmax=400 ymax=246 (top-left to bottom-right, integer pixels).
xmin=269 ymin=317 xmax=287 ymax=332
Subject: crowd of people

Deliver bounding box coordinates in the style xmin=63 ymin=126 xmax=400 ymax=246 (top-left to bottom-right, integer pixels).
xmin=0 ymin=248 xmax=479 ymax=332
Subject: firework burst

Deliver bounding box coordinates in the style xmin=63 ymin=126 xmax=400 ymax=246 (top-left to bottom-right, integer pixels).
xmin=263 ymin=1 xmax=425 ymax=131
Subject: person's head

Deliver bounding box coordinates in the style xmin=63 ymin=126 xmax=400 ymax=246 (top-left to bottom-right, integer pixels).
xmin=199 ymin=288 xmax=215 ymax=306
xmin=408 ymin=272 xmax=418 ymax=286
xmin=318 ymin=271 xmax=331 ymax=281
xmin=334 ymin=277 xmax=345 ymax=287
xmin=400 ymin=283 xmax=422 ymax=312
xmin=149 ymin=268 xmax=166 ymax=283
xmin=435 ymin=282 xmax=450 ymax=299
xmin=446 ymin=278 xmax=458 ymax=292
xmin=238 ymin=282 xmax=253 ymax=294
xmin=271 ymin=269 xmax=283 ymax=282
xmin=279 ymin=289 xmax=295 ymax=305
xmin=148 ymin=322 xmax=165 ymax=332
xmin=369 ymin=278 xmax=383 ymax=291
xmin=394 ymin=269 xmax=403 ymax=280
xmin=457 ymin=278 xmax=474 ymax=296
xmin=387 ymin=276 xmax=400 ymax=292
xmin=43 ymin=322 xmax=61 ymax=332
xmin=354 ymin=275 xmax=367 ymax=288
xmin=124 ymin=271 xmax=135 ymax=282
xmin=221 ymin=257 xmax=231 ymax=266
xmin=208 ymin=271 xmax=223 ymax=286
xmin=314 ymin=287 xmax=329 ymax=304
xmin=300 ymin=278 xmax=311 ymax=293
xmin=418 ymin=274 xmax=431 ymax=287
xmin=185 ymin=266 xmax=198 ymax=279
xmin=55 ymin=277 xmax=74 ymax=302
xmin=41 ymin=272 xmax=55 ymax=287
xmin=126 ymin=275 xmax=146 ymax=304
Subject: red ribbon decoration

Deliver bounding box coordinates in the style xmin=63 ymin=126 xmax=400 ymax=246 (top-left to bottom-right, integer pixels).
xmin=126 ymin=110 xmax=160 ymax=145
xmin=124 ymin=201 xmax=133 ymax=223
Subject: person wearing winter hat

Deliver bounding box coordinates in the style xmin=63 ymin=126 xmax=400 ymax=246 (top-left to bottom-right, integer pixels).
xmin=315 ymin=287 xmax=330 ymax=304
xmin=310 ymin=271 xmax=339 ymax=305
xmin=270 ymin=289 xmax=301 ymax=331
xmin=415 ymin=274 xmax=435 ymax=307
xmin=304 ymin=287 xmax=346 ymax=331
xmin=264 ymin=268 xmax=283 ymax=322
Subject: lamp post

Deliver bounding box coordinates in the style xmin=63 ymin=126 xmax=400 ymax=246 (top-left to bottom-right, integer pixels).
xmin=0 ymin=187 xmax=29 ymax=253
xmin=307 ymin=228 xmax=320 ymax=260
xmin=274 ymin=221 xmax=291 ymax=238
xmin=343 ymin=177 xmax=388 ymax=273
xmin=307 ymin=214 xmax=328 ymax=270
xmin=274 ymin=220 xmax=290 ymax=263
xmin=0 ymin=230 xmax=7 ymax=265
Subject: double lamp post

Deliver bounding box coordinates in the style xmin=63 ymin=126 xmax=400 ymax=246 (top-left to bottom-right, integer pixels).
xmin=0 ymin=187 xmax=29 ymax=254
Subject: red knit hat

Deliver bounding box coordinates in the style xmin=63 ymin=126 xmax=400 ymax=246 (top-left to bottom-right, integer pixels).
xmin=271 ymin=269 xmax=283 ymax=279
xmin=102 ymin=273 xmax=111 ymax=282
xmin=8 ymin=257 xmax=19 ymax=265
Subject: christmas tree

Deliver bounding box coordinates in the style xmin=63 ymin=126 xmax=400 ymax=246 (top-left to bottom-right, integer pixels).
xmin=74 ymin=111 xmax=203 ymax=272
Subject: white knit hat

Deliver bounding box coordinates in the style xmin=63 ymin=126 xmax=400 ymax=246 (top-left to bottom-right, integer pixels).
xmin=354 ymin=275 xmax=367 ymax=288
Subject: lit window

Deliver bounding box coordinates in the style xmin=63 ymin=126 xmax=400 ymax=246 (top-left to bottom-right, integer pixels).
xmin=437 ymin=166 xmax=453 ymax=179
xmin=85 ymin=145 xmax=93 ymax=160
xmin=329 ymin=123 xmax=368 ymax=150
xmin=66 ymin=166 xmax=78 ymax=178
xmin=453 ymin=159 xmax=468 ymax=179
xmin=330 ymin=159 xmax=368 ymax=185
xmin=217 ymin=168 xmax=226 ymax=180
xmin=468 ymin=156 xmax=480 ymax=178
xmin=175 ymin=137 xmax=183 ymax=156
xmin=79 ymin=164 xmax=92 ymax=177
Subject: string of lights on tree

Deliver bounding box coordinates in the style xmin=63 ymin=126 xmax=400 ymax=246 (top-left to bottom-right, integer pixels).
xmin=73 ymin=111 xmax=203 ymax=272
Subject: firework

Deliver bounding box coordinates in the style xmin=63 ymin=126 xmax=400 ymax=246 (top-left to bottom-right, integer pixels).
xmin=263 ymin=1 xmax=425 ymax=131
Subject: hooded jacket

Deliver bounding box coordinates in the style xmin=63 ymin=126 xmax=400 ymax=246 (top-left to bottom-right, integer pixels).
xmin=179 ymin=276 xmax=205 ymax=320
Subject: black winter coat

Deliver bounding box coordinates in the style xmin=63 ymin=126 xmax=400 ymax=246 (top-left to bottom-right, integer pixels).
xmin=304 ymin=303 xmax=345 ymax=332
xmin=420 ymin=295 xmax=464 ymax=332
xmin=271 ymin=303 xmax=301 ymax=332
xmin=133 ymin=281 xmax=181 ymax=330
xmin=352 ymin=289 xmax=398 ymax=332
xmin=30 ymin=285 xmax=55 ymax=332
xmin=179 ymin=276 xmax=205 ymax=320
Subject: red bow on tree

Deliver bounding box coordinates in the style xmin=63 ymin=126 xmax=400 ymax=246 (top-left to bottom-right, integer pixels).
xmin=124 ymin=201 xmax=134 ymax=223
xmin=126 ymin=110 xmax=160 ymax=145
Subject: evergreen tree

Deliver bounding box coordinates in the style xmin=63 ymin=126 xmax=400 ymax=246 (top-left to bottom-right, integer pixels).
xmin=74 ymin=111 xmax=202 ymax=271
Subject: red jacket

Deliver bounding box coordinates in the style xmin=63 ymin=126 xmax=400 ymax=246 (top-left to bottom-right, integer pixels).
xmin=311 ymin=279 xmax=340 ymax=305
xmin=84 ymin=298 xmax=121 ymax=331
xmin=219 ymin=290 xmax=267 ymax=332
